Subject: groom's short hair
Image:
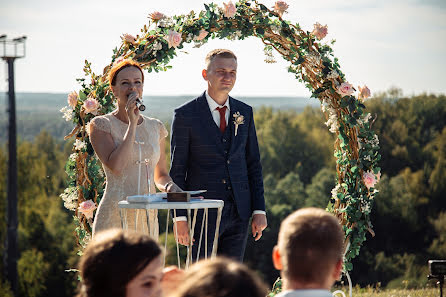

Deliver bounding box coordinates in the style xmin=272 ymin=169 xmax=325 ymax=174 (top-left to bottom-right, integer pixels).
xmin=205 ymin=49 xmax=237 ymax=70
xmin=278 ymin=208 xmax=344 ymax=284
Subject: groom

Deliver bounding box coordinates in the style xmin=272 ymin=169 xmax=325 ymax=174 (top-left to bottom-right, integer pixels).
xmin=170 ymin=49 xmax=267 ymax=261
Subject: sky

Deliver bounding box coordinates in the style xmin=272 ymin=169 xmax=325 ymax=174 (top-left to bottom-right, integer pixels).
xmin=1 ymin=0 xmax=445 ymax=97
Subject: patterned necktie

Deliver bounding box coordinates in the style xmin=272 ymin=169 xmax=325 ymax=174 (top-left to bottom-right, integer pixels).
xmin=216 ymin=106 xmax=227 ymax=133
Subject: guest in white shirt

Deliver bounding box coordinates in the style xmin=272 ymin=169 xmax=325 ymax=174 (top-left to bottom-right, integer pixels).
xmin=272 ymin=208 xmax=344 ymax=297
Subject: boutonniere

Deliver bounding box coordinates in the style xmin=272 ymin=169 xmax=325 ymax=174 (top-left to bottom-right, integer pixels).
xmin=232 ymin=112 xmax=245 ymax=136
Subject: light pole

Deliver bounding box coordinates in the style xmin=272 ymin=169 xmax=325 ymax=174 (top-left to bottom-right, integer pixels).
xmin=1 ymin=34 xmax=26 ymax=296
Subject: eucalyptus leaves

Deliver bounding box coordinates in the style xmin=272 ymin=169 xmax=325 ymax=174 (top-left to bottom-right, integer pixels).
xmin=62 ymin=0 xmax=381 ymax=269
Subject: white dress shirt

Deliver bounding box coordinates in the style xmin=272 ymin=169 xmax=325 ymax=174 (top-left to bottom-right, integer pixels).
xmin=205 ymin=90 xmax=230 ymax=128
xmin=172 ymin=92 xmax=265 ymax=222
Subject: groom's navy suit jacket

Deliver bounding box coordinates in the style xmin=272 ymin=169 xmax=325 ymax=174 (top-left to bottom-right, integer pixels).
xmin=170 ymin=92 xmax=265 ymax=220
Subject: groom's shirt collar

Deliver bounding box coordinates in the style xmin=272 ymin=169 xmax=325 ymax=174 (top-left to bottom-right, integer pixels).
xmin=205 ymin=91 xmax=230 ymax=111
xmin=205 ymin=91 xmax=230 ymax=127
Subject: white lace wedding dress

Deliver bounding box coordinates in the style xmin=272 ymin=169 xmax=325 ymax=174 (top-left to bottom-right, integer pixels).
xmin=89 ymin=113 xmax=167 ymax=237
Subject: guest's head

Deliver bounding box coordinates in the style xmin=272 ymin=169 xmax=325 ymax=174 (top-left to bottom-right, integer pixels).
xmin=109 ymin=59 xmax=144 ymax=103
xmin=170 ymin=257 xmax=267 ymax=297
xmin=202 ymin=49 xmax=237 ymax=96
xmin=77 ymin=229 xmax=163 ymax=297
xmin=273 ymin=208 xmax=344 ymax=290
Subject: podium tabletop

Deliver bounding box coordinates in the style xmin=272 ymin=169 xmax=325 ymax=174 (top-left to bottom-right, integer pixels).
xmin=118 ymin=199 xmax=224 ymax=210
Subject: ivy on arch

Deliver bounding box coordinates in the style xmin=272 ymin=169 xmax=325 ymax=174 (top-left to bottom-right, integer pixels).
xmin=60 ymin=0 xmax=381 ymax=271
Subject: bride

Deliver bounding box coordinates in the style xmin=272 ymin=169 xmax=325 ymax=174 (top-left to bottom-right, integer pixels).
xmin=88 ymin=59 xmax=181 ymax=237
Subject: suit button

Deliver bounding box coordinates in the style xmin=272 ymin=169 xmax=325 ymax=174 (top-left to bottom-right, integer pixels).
xmin=227 ymin=160 xmax=230 ymax=164
xmin=227 ymin=186 xmax=232 ymax=190
xmin=222 ymin=179 xmax=226 ymax=184
xmin=224 ymin=150 xmax=228 ymax=154
xmin=223 ymin=139 xmax=227 ymax=142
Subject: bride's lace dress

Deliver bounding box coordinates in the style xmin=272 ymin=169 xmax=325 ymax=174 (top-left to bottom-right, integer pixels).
xmin=89 ymin=113 xmax=167 ymax=237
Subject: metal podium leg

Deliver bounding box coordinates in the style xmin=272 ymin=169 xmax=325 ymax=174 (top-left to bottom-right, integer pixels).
xmin=145 ymin=210 xmax=152 ymax=238
xmin=185 ymin=209 xmax=192 ymax=269
xmin=163 ymin=209 xmax=170 ymax=268
xmin=120 ymin=209 xmax=128 ymax=230
xmin=205 ymin=208 xmax=209 ymax=259
xmin=196 ymin=210 xmax=206 ymax=263
xmin=173 ymin=209 xmax=181 ymax=269
xmin=187 ymin=209 xmax=198 ymax=267
xmin=135 ymin=209 xmax=139 ymax=231
xmin=212 ymin=206 xmax=223 ymax=258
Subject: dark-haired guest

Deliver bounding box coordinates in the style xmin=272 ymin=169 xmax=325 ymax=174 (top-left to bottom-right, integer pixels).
xmin=170 ymin=257 xmax=267 ymax=297
xmin=77 ymin=229 xmax=181 ymax=297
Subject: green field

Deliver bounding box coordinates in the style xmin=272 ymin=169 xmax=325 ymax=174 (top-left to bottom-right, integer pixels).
xmin=334 ymin=286 xmax=440 ymax=297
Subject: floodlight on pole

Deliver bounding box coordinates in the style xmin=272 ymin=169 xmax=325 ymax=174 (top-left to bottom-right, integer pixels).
xmin=1 ymin=34 xmax=26 ymax=297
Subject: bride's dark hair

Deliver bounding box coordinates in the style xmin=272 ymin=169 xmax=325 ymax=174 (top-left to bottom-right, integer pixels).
xmin=77 ymin=229 xmax=162 ymax=297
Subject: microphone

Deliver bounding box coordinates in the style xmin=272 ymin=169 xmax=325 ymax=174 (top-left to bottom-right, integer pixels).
xmin=128 ymin=92 xmax=146 ymax=111
xmin=136 ymin=98 xmax=146 ymax=111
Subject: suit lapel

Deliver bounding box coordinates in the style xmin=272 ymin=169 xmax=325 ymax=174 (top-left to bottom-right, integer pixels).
xmin=229 ymin=97 xmax=239 ymax=155
xmin=197 ymin=93 xmax=225 ymax=153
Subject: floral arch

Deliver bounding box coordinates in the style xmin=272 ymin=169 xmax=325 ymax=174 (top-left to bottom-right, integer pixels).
xmin=61 ymin=0 xmax=381 ymax=272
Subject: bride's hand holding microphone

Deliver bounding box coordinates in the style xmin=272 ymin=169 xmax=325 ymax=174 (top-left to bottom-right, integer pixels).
xmin=126 ymin=92 xmax=145 ymax=126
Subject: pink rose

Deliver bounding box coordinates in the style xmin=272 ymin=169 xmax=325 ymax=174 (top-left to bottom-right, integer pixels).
xmin=122 ymin=33 xmax=137 ymax=44
xmin=67 ymin=91 xmax=78 ymax=109
xmin=376 ymin=171 xmax=381 ymax=182
xmin=337 ymin=82 xmax=355 ymax=97
xmin=194 ymin=29 xmax=209 ymax=41
xmin=273 ymin=1 xmax=289 ymax=17
xmin=149 ymin=11 xmax=166 ymax=21
xmin=312 ymin=22 xmax=328 ymax=40
xmin=83 ymin=98 xmax=100 ymax=115
xmin=78 ymin=200 xmax=97 ymax=220
xmin=223 ymin=1 xmax=237 ymax=18
xmin=358 ymin=85 xmax=371 ymax=100
xmin=113 ymin=56 xmax=125 ymax=66
xmin=363 ymin=171 xmax=378 ymax=189
xmin=164 ymin=30 xmax=182 ymax=48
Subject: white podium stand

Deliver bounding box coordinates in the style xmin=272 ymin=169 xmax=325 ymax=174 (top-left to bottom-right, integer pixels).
xmin=118 ymin=199 xmax=224 ymax=269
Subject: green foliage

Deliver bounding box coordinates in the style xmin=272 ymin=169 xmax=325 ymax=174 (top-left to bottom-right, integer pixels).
xmin=255 ymin=107 xmax=333 ymax=183
xmin=246 ymin=91 xmax=446 ymax=289
xmin=18 ymin=249 xmax=50 ymax=297
xmin=305 ymin=167 xmax=336 ymax=208
xmin=348 ymin=92 xmax=446 ymax=287
xmin=0 ymin=131 xmax=77 ymax=297
xmin=0 ymin=280 xmax=14 ymax=297
xmin=268 ymin=278 xmax=282 ymax=297
xmin=428 ymin=211 xmax=446 ymax=258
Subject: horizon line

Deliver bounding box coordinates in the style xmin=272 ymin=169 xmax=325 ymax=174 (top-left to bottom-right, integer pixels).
xmin=0 ymin=91 xmax=314 ymax=99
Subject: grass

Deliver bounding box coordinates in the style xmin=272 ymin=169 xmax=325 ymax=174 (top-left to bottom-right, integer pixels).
xmin=332 ymin=285 xmax=440 ymax=297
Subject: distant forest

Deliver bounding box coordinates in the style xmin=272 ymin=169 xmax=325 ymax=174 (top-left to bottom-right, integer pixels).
xmin=0 ymin=92 xmax=318 ymax=142
xmin=0 ymin=89 xmax=445 ymax=296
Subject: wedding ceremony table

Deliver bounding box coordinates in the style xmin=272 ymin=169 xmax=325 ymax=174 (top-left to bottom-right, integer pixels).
xmin=118 ymin=198 xmax=224 ymax=269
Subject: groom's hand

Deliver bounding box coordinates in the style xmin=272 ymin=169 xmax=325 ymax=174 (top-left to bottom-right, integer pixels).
xmin=173 ymin=221 xmax=191 ymax=246
xmin=251 ymin=214 xmax=267 ymax=241
xmin=167 ymin=183 xmax=182 ymax=193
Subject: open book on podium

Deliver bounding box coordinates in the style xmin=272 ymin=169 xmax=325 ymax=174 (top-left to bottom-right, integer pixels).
xmin=126 ymin=190 xmax=206 ymax=203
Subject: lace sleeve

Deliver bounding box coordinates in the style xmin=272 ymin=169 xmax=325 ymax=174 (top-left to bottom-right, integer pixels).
xmin=157 ymin=120 xmax=168 ymax=139
xmin=89 ymin=116 xmax=111 ymax=135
